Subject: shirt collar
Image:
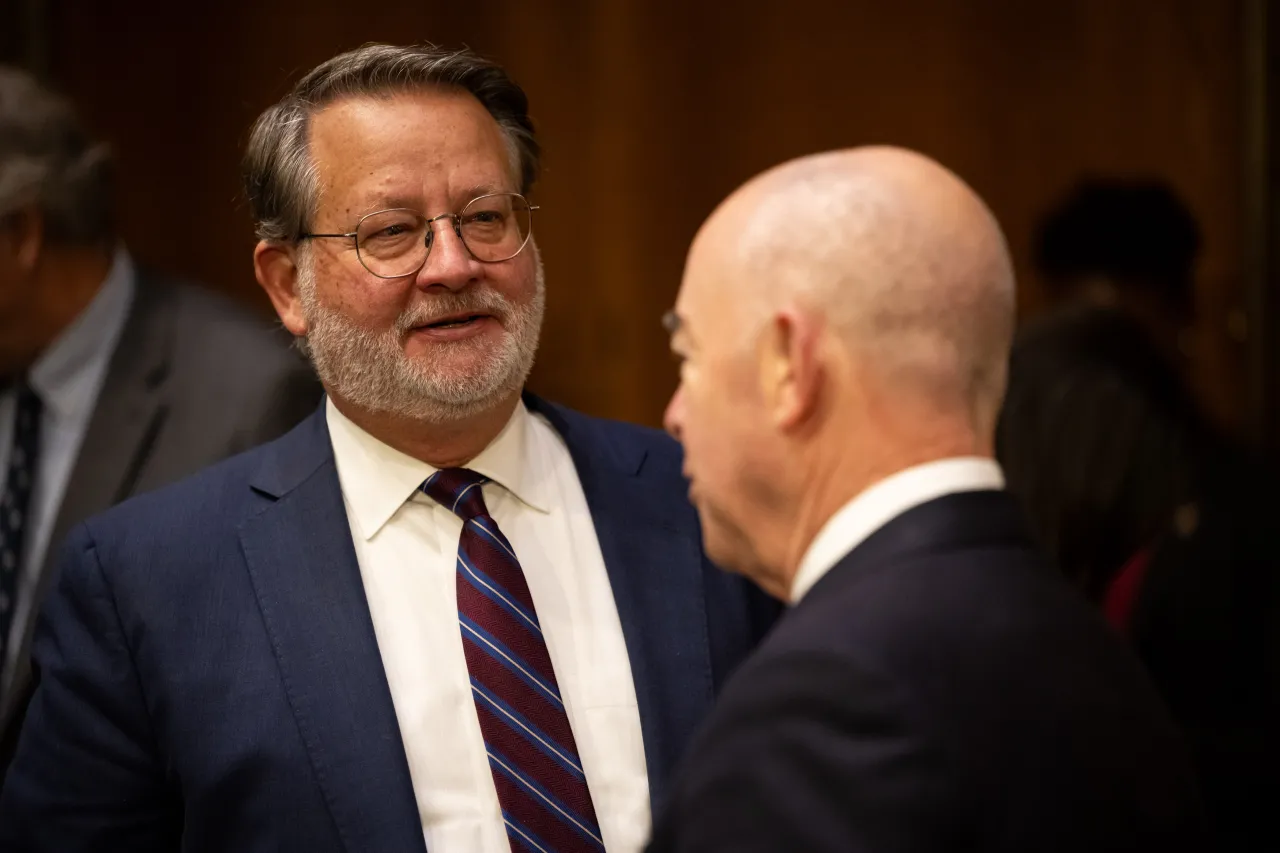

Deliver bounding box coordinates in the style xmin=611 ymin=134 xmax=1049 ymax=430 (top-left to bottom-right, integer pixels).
xmin=28 ymin=247 xmax=136 ymax=420
xmin=326 ymin=396 xmax=551 ymax=540
xmin=790 ymin=456 xmax=1005 ymax=604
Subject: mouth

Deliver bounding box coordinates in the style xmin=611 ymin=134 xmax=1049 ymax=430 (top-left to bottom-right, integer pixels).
xmin=406 ymin=311 xmax=500 ymax=344
xmin=414 ymin=312 xmax=493 ymax=331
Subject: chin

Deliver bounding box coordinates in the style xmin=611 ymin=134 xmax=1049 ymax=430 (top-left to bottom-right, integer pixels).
xmin=698 ymin=515 xmax=747 ymax=574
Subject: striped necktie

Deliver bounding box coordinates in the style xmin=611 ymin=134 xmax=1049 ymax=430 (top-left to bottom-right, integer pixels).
xmin=421 ymin=468 xmax=605 ymax=853
xmin=1 ymin=382 xmax=41 ymax=656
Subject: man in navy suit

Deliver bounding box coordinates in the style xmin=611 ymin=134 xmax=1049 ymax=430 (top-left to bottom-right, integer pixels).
xmin=0 ymin=44 xmax=775 ymax=852
xmin=649 ymin=147 xmax=1207 ymax=851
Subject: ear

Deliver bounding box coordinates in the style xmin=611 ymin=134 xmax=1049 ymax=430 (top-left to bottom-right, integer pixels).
xmin=758 ymin=308 xmax=821 ymax=431
xmin=254 ymin=240 xmax=308 ymax=336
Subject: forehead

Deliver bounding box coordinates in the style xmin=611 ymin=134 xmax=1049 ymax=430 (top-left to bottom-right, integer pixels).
xmin=307 ymin=89 xmax=515 ymax=216
xmin=676 ymin=218 xmax=734 ymax=325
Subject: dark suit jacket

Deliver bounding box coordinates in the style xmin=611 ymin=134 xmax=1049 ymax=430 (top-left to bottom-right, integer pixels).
xmin=1128 ymin=452 xmax=1280 ymax=851
xmin=0 ymin=269 xmax=321 ymax=774
xmin=647 ymin=491 xmax=1208 ymax=853
xmin=0 ymin=397 xmax=778 ymax=852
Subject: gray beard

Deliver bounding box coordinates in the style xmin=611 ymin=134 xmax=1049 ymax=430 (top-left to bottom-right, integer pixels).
xmin=295 ymin=259 xmax=545 ymax=424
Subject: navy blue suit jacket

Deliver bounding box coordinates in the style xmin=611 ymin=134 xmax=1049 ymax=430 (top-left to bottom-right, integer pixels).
xmin=0 ymin=398 xmax=777 ymax=852
xmin=647 ymin=491 xmax=1208 ymax=853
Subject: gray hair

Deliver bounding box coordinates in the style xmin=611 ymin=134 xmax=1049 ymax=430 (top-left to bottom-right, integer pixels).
xmin=243 ymin=43 xmax=540 ymax=244
xmin=0 ymin=65 xmax=114 ymax=245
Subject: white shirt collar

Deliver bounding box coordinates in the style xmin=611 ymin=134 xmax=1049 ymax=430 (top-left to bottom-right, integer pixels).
xmin=28 ymin=247 xmax=135 ymax=420
xmin=790 ymin=456 xmax=1005 ymax=603
xmin=325 ymin=397 xmax=551 ymax=540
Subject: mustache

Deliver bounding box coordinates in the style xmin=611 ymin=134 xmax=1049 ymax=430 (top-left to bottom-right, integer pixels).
xmin=395 ymin=289 xmax=513 ymax=335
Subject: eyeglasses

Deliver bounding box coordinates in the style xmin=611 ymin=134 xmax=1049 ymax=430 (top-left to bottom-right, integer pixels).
xmin=298 ymin=192 xmax=538 ymax=279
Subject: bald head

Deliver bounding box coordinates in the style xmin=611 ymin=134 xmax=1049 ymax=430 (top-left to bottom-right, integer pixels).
xmin=685 ymin=146 xmax=1015 ymax=430
xmin=666 ymin=147 xmax=1015 ymax=591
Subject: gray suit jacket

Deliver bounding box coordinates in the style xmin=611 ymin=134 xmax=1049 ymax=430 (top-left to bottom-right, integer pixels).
xmin=0 ymin=269 xmax=321 ymax=768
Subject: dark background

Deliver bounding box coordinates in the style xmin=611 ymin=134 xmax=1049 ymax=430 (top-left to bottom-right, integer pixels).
xmin=5 ymin=0 xmax=1276 ymax=441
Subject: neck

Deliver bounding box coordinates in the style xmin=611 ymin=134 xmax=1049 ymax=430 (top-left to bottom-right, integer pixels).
xmin=777 ymin=415 xmax=990 ymax=600
xmin=0 ymin=244 xmax=113 ymax=376
xmin=330 ymin=390 xmax=522 ymax=468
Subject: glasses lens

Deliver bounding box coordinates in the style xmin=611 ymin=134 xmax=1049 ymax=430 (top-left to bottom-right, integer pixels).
xmin=356 ymin=209 xmax=429 ymax=277
xmin=459 ymin=193 xmax=533 ymax=262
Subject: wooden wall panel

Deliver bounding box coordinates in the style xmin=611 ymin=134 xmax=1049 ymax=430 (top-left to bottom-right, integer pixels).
xmin=42 ymin=0 xmax=1246 ymax=428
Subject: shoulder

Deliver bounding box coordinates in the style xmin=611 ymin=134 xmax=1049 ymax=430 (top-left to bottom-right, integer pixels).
xmin=138 ymin=272 xmax=310 ymax=384
xmin=76 ymin=427 xmax=300 ymax=561
xmin=528 ymin=397 xmax=684 ymax=474
xmin=776 ymin=541 xmax=1090 ymax=677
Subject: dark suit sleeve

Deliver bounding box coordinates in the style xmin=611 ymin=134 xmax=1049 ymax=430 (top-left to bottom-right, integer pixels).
xmin=0 ymin=526 xmax=178 ymax=851
xmin=648 ymin=649 xmax=964 ymax=853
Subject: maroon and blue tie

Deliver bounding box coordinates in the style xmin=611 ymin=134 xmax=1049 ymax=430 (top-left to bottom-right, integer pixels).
xmin=421 ymin=468 xmax=605 ymax=853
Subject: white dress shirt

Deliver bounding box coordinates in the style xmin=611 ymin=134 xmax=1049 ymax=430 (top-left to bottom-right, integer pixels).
xmin=0 ymin=248 xmax=134 ymax=694
xmin=791 ymin=457 xmax=1006 ymax=603
xmin=326 ymin=398 xmax=651 ymax=852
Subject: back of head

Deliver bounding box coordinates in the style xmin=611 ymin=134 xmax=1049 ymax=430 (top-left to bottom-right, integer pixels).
xmin=0 ymin=65 xmax=114 ymax=247
xmin=997 ymin=305 xmax=1207 ymax=598
xmin=728 ymin=146 xmax=1017 ymax=440
xmin=1035 ymin=179 xmax=1200 ymax=321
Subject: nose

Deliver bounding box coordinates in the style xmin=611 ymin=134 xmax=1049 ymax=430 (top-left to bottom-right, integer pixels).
xmin=415 ymin=215 xmax=480 ymax=292
xmin=664 ymin=386 xmax=685 ymax=443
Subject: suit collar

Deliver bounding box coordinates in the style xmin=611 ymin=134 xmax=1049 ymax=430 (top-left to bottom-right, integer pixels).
xmin=524 ymin=393 xmax=648 ymax=478
xmin=792 ymin=457 xmax=1006 ymax=603
xmin=252 ymin=395 xmax=578 ymax=505
xmin=324 ymin=396 xmax=552 ymax=541
xmin=246 ymin=402 xmax=332 ymax=499
xmin=801 ymin=489 xmax=1033 ymax=605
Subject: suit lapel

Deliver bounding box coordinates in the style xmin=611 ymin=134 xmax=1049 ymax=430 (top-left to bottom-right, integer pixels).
xmin=239 ymin=410 xmax=425 ymax=853
xmin=528 ymin=396 xmax=714 ymax=812
xmin=43 ymin=274 xmax=173 ymax=576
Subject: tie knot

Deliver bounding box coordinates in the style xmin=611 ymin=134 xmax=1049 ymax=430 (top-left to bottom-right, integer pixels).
xmin=420 ymin=468 xmax=490 ymax=521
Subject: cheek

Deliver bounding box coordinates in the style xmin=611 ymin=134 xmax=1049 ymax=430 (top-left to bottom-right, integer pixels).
xmin=489 ymin=253 xmax=538 ymax=303
xmin=314 ymin=254 xmax=409 ymax=325
xmin=679 ymin=389 xmax=733 ymax=474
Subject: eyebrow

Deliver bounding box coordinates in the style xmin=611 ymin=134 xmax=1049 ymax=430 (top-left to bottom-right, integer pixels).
xmin=458 ymin=183 xmax=509 ymax=201
xmin=366 ymin=194 xmax=423 ymax=213
xmin=356 ymin=184 xmax=513 ymax=217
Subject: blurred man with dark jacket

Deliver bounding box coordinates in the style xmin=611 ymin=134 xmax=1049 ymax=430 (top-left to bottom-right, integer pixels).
xmin=998 ymin=305 xmax=1280 ymax=851
xmin=0 ymin=66 xmax=320 ymax=773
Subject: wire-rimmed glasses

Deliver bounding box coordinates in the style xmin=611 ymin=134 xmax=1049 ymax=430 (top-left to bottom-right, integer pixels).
xmin=299 ymin=192 xmax=537 ymax=279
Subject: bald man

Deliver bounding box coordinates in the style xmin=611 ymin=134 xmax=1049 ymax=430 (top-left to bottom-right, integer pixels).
xmin=647 ymin=148 xmax=1206 ymax=852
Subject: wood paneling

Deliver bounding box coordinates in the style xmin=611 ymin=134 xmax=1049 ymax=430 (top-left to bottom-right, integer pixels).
xmin=44 ymin=0 xmax=1246 ymax=428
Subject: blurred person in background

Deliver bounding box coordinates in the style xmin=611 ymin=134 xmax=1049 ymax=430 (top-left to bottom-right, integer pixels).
xmin=1035 ymin=178 xmax=1200 ymax=369
xmin=649 ymin=146 xmax=1204 ymax=852
xmin=997 ymin=304 xmax=1280 ymax=851
xmin=0 ymin=44 xmax=777 ymax=852
xmin=0 ymin=66 xmax=320 ymax=777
